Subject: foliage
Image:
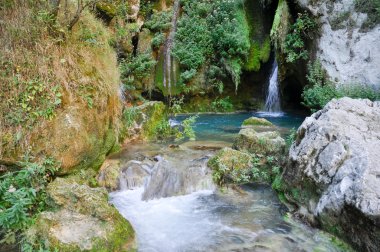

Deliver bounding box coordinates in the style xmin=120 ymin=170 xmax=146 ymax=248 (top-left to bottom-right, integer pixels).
xmin=245 ymin=37 xmax=271 ymax=72
xmin=0 ymin=159 xmax=59 ymax=244
xmin=172 ymin=0 xmax=250 ymax=90
xmin=175 ymin=115 xmax=198 ymax=141
xmin=284 ymin=12 xmax=317 ymax=63
xmin=144 ymin=9 xmax=173 ymax=32
xmin=355 ymin=0 xmax=380 ymax=30
xmin=302 ymin=61 xmax=380 ymax=111
xmin=210 ymin=150 xmax=280 ymax=185
xmin=119 ymin=53 xmax=157 ymax=87
xmin=211 ymin=97 xmax=234 ymax=112
xmin=286 ymin=127 xmax=297 ymax=147
xmin=151 ymin=32 xmax=165 ymax=49
xmin=5 ymin=77 xmax=62 ymax=127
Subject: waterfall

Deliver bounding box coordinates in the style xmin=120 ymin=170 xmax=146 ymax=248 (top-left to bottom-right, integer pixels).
xmin=163 ymin=0 xmax=180 ymax=95
xmin=264 ymin=60 xmax=281 ymax=112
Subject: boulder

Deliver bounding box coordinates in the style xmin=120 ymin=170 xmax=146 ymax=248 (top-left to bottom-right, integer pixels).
xmin=208 ymin=147 xmax=253 ymax=185
xmin=283 ymin=98 xmax=380 ymax=251
xmin=242 ymin=116 xmax=273 ymax=127
xmin=233 ymin=127 xmax=285 ymax=155
xmin=26 ymin=177 xmax=135 ymax=251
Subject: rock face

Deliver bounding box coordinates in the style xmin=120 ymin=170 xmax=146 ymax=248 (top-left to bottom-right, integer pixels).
xmin=26 ymin=177 xmax=135 ymax=251
xmin=296 ymin=0 xmax=380 ymax=87
xmin=283 ymin=98 xmax=380 ymax=251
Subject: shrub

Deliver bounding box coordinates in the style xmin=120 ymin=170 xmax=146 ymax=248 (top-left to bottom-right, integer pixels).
xmin=119 ymin=53 xmax=157 ymax=87
xmin=0 ymin=159 xmax=59 ymax=244
xmin=175 ymin=115 xmax=198 ymax=141
xmin=302 ymin=61 xmax=380 ymax=111
xmin=172 ymin=0 xmax=250 ymax=90
xmin=284 ymin=12 xmax=318 ymax=63
xmin=211 ymin=97 xmax=234 ymax=112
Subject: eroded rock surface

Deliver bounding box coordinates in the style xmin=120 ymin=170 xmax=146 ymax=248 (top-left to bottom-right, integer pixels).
xmin=26 ymin=177 xmax=135 ymax=251
xmin=296 ymin=0 xmax=380 ymax=87
xmin=284 ymin=97 xmax=380 ymax=251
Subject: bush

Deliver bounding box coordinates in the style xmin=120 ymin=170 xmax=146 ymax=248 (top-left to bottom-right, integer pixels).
xmin=175 ymin=115 xmax=198 ymax=141
xmin=119 ymin=53 xmax=157 ymax=87
xmin=0 ymin=159 xmax=59 ymax=244
xmin=284 ymin=12 xmax=318 ymax=63
xmin=302 ymin=61 xmax=380 ymax=111
xmin=211 ymin=97 xmax=234 ymax=112
xmin=172 ymin=0 xmax=250 ymax=90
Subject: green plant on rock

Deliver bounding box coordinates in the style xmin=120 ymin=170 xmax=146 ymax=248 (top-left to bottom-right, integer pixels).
xmin=355 ymin=0 xmax=380 ymax=30
xmin=284 ymin=12 xmax=317 ymax=63
xmin=119 ymin=53 xmax=157 ymax=87
xmin=211 ymin=97 xmax=234 ymax=112
xmin=175 ymin=115 xmax=198 ymax=141
xmin=0 ymin=158 xmax=59 ymax=245
xmin=172 ymin=0 xmax=250 ymax=90
xmin=6 ymin=77 xmax=62 ymax=127
xmin=302 ymin=60 xmax=380 ymax=112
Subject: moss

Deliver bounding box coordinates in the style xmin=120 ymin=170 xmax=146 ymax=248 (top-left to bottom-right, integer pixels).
xmin=270 ymin=0 xmax=291 ymax=53
xmin=242 ymin=117 xmax=273 ymax=126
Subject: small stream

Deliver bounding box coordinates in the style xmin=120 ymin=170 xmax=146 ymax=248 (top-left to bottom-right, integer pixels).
xmin=110 ymin=112 xmax=346 ymax=252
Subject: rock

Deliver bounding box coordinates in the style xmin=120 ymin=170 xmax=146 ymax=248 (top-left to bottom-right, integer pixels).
xmin=142 ymin=155 xmax=213 ymax=200
xmin=97 ymin=158 xmax=153 ymax=191
xmin=295 ymin=0 xmax=380 ymax=87
xmin=283 ymin=97 xmax=380 ymax=251
xmin=122 ymin=101 xmax=169 ymax=141
xmin=208 ymin=147 xmax=256 ymax=184
xmin=242 ymin=117 xmax=273 ymax=127
xmin=119 ymin=160 xmax=152 ymax=190
xmin=233 ymin=127 xmax=285 ymax=155
xmin=26 ymin=177 xmax=135 ymax=251
xmin=97 ymin=159 xmax=122 ymax=191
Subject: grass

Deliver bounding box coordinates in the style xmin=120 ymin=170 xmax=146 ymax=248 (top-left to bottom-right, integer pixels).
xmin=0 ymin=1 xmax=121 ymax=160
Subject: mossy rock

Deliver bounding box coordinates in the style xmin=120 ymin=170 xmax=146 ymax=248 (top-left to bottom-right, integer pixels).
xmin=26 ymin=177 xmax=135 ymax=251
xmin=242 ymin=117 xmax=273 ymax=127
xmin=122 ymin=101 xmax=172 ymax=141
xmin=208 ymin=147 xmax=253 ymax=185
xmin=233 ymin=127 xmax=285 ymax=155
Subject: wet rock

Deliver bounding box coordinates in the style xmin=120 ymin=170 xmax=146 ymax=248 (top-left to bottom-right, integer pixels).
xmin=283 ymin=98 xmax=380 ymax=251
xmin=142 ymin=155 xmax=214 ymax=200
xmin=97 ymin=159 xmax=122 ymax=191
xmin=26 ymin=177 xmax=135 ymax=251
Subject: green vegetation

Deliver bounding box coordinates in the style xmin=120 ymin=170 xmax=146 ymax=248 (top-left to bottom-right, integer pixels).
xmin=302 ymin=61 xmax=380 ymax=112
xmin=210 ymin=148 xmax=281 ymax=185
xmin=270 ymin=0 xmax=291 ymax=53
xmin=120 ymin=53 xmax=157 ymax=88
xmin=0 ymin=158 xmax=59 ymax=245
xmin=355 ymin=0 xmax=380 ymax=30
xmin=284 ymin=12 xmax=318 ymax=63
xmin=172 ymin=0 xmax=250 ymax=90
xmin=211 ymin=97 xmax=234 ymax=112
xmin=175 ymin=115 xmax=198 ymax=141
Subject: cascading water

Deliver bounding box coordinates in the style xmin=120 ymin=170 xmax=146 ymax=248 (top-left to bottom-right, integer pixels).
xmin=162 ymin=0 xmax=180 ymax=96
xmin=110 ymin=139 xmax=347 ymax=252
xmin=264 ymin=60 xmax=282 ymax=113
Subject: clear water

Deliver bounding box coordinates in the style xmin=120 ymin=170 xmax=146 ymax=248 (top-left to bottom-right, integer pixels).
xmin=175 ymin=111 xmax=305 ymax=142
xmin=110 ymin=113 xmax=348 ymax=252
